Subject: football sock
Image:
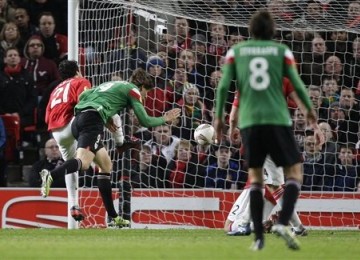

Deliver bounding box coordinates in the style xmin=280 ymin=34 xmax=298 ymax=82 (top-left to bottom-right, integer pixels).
xmin=65 ymin=172 xmax=78 ymax=207
xmin=51 ymin=158 xmax=82 ymax=179
xmin=97 ymin=173 xmax=118 ymax=218
xmin=250 ymin=183 xmax=264 ymax=240
xmin=278 ymin=179 xmax=301 ymax=226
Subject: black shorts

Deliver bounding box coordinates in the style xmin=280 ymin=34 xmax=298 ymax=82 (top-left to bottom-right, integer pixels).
xmin=71 ymin=111 xmax=104 ymax=154
xmin=241 ymin=125 xmax=301 ymax=168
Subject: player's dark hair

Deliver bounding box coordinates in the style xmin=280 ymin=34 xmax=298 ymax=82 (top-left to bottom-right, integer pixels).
xmin=249 ymin=10 xmax=275 ymax=40
xmin=59 ymin=60 xmax=79 ymax=80
xmin=130 ymin=68 xmax=153 ymax=90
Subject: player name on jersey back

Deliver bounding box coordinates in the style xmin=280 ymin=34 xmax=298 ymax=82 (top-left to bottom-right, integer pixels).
xmin=240 ymin=46 xmax=279 ymax=56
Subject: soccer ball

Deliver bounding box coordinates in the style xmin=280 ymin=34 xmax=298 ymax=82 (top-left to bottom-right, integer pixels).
xmin=194 ymin=124 xmax=215 ymax=145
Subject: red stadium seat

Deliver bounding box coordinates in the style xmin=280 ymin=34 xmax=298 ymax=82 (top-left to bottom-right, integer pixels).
xmin=0 ymin=115 xmax=21 ymax=162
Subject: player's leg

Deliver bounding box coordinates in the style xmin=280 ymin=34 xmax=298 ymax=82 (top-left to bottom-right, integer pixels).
xmin=241 ymin=126 xmax=266 ymax=250
xmin=39 ymin=111 xmax=98 ymax=197
xmin=225 ymin=188 xmax=251 ymax=236
xmin=272 ymin=185 xmax=307 ymax=236
xmin=52 ymin=120 xmax=83 ymax=221
xmin=93 ymin=148 xmax=129 ymax=228
xmin=268 ymin=126 xmax=301 ymax=250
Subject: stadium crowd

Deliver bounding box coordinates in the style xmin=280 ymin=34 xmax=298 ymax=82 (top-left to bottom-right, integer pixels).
xmin=0 ymin=0 xmax=359 ymax=198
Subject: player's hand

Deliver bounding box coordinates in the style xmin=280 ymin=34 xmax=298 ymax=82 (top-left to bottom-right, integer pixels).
xmin=306 ymin=110 xmax=324 ymax=146
xmin=163 ymin=108 xmax=181 ymax=123
xmin=214 ymin=118 xmax=224 ymax=144
xmin=229 ymin=127 xmax=241 ymax=144
xmin=106 ymin=118 xmax=119 ymax=133
xmin=313 ymin=125 xmax=325 ymax=146
xmin=306 ymin=109 xmax=317 ymax=126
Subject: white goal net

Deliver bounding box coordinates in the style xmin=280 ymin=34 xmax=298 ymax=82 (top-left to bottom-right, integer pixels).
xmin=75 ymin=0 xmax=360 ymax=229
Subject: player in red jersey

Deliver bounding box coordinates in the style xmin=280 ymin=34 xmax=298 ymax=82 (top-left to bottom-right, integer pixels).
xmin=46 ymin=60 xmax=91 ymax=224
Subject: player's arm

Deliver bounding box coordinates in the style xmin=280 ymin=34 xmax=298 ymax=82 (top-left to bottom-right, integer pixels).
xmin=284 ymin=50 xmax=317 ymax=122
xmin=106 ymin=114 xmax=124 ymax=146
xmin=131 ymin=100 xmax=180 ymax=128
xmin=229 ymin=91 xmax=241 ymax=144
xmin=284 ymin=51 xmax=324 ymax=145
xmin=284 ymin=49 xmax=312 ymax=110
xmin=215 ymin=48 xmax=236 ymax=140
xmin=216 ymin=49 xmax=236 ymax=119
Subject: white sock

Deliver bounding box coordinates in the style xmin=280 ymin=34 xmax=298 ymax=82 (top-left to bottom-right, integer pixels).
xmin=273 ymin=186 xmax=303 ymax=228
xmin=289 ymin=211 xmax=302 ymax=229
xmin=65 ymin=172 xmax=79 ymax=207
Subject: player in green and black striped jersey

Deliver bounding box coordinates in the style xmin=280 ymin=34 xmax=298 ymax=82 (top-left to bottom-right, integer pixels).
xmin=215 ymin=10 xmax=324 ymax=251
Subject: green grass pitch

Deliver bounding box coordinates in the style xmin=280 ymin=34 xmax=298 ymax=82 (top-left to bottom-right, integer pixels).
xmin=0 ymin=229 xmax=359 ymax=259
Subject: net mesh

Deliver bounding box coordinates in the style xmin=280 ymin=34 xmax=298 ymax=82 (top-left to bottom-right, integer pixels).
xmin=77 ymin=0 xmax=360 ymax=229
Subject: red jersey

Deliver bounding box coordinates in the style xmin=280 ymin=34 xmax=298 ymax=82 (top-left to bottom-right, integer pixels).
xmin=46 ymin=77 xmax=91 ymax=131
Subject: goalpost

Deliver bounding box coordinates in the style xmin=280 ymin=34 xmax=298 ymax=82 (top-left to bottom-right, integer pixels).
xmin=68 ymin=0 xmax=360 ymax=230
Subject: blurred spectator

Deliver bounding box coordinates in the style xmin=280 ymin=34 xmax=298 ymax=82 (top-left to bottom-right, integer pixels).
xmin=345 ymin=37 xmax=360 ymax=92
xmin=346 ymin=0 xmax=360 ymax=29
xmin=157 ymin=33 xmax=176 ymax=73
xmin=205 ymin=143 xmax=247 ymax=190
xmin=26 ymin=0 xmax=67 ymax=35
xmin=131 ymin=144 xmax=168 ymax=188
xmin=319 ymin=121 xmax=338 ymax=166
xmin=165 ymin=67 xmax=191 ymax=108
xmin=171 ymin=17 xmax=191 ymax=54
xmin=267 ymin=0 xmax=295 ymax=24
xmin=324 ymin=55 xmax=352 ymax=89
xmin=327 ymin=101 xmax=346 ymax=132
xmin=206 ymin=69 xmax=222 ymax=109
xmin=191 ymin=33 xmax=216 ymax=97
xmin=145 ymin=124 xmax=180 ymax=163
xmin=192 ymin=142 xmax=213 ymax=180
xmin=301 ymin=35 xmax=328 ymax=86
xmin=29 ymin=138 xmax=65 ymax=187
xmin=0 ymin=116 xmax=6 ymax=186
xmin=144 ymin=56 xmax=168 ymax=117
xmin=227 ymin=31 xmax=244 ymax=47
xmin=0 ymin=47 xmax=37 ymax=129
xmin=329 ymin=145 xmax=359 ymax=192
xmin=165 ymin=139 xmax=203 ymax=188
xmin=326 ymin=31 xmax=352 ymax=65
xmin=14 ymin=7 xmax=39 ymax=45
xmin=292 ymin=108 xmax=307 ymax=152
xmin=302 ymin=135 xmax=333 ymax=191
xmin=157 ymin=50 xmax=172 ymax=79
xmin=292 ymin=0 xmax=325 ymax=29
xmin=0 ymin=22 xmax=23 ymax=69
xmin=208 ymin=20 xmax=228 ymax=60
xmin=308 ymin=85 xmax=327 ymax=121
xmin=146 ymin=55 xmax=166 ymax=89
xmin=157 ymin=33 xmax=174 ymax=54
xmin=173 ymin=83 xmax=204 ymax=139
xmin=178 ymin=49 xmax=204 ymax=89
xmin=37 ymin=12 xmax=67 ymax=64
xmin=21 ymin=35 xmax=60 ymax=97
xmin=321 ymin=76 xmax=340 ymax=107
xmin=0 ymin=0 xmax=15 ymax=32
xmin=338 ymin=88 xmax=359 ymax=146
xmin=106 ymin=26 xmax=147 ymax=80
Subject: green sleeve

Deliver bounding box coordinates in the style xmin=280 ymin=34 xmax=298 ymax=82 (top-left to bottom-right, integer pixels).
xmin=286 ymin=65 xmax=312 ymax=111
xmin=131 ymin=100 xmax=166 ymax=127
xmin=215 ymin=63 xmax=235 ymax=119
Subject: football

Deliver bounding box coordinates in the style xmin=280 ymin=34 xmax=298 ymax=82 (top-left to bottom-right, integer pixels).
xmin=194 ymin=124 xmax=215 ymax=145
